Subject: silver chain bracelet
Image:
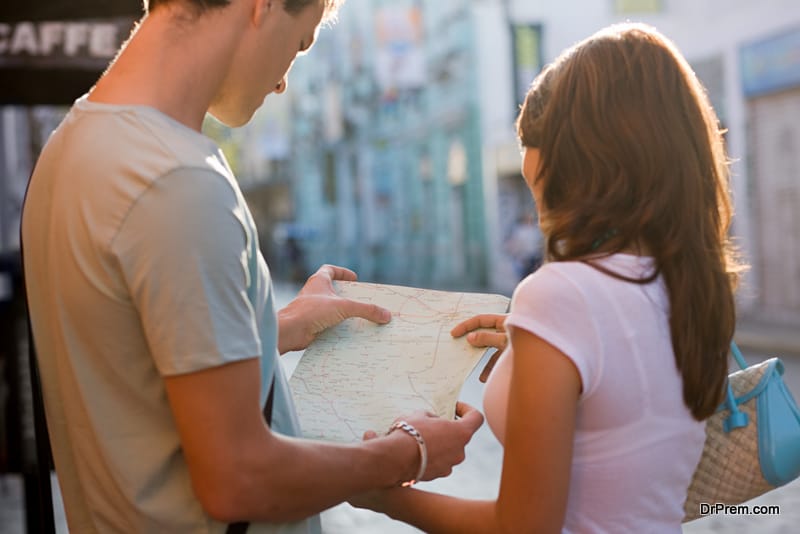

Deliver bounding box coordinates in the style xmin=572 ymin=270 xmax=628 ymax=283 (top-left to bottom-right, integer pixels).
xmin=387 ymin=420 xmax=428 ymax=487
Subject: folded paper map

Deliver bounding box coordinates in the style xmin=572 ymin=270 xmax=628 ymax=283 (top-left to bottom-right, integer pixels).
xmin=288 ymin=281 xmax=510 ymax=442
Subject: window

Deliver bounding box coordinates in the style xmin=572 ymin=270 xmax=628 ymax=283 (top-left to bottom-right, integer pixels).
xmin=614 ymin=0 xmax=663 ymax=14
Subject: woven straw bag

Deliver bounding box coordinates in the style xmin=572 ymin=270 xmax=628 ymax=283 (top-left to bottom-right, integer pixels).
xmin=683 ymin=343 xmax=800 ymax=522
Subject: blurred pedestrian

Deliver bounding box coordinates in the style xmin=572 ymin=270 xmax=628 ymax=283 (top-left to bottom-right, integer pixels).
xmin=505 ymin=211 xmax=543 ymax=279
xmin=285 ymin=235 xmax=307 ymax=283
xmin=350 ymin=22 xmax=745 ymax=533
xmin=21 ymin=1 xmax=482 ymax=532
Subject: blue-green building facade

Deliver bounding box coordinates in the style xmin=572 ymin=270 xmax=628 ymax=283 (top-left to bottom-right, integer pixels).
xmin=287 ymin=0 xmax=489 ymax=290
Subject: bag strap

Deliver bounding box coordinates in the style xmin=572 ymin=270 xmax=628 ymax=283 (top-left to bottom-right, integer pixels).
xmin=19 ymin=175 xmax=57 ymax=534
xmin=730 ymin=341 xmax=748 ymax=371
xmin=226 ymin=376 xmax=275 ymax=534
xmin=25 ymin=304 xmax=57 ymax=533
xmin=722 ymin=341 xmax=750 ymax=432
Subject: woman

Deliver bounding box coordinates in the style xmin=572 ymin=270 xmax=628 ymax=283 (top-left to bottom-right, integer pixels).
xmin=352 ymin=22 xmax=744 ymax=533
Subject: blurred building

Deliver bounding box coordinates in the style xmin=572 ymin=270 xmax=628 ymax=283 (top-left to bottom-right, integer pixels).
xmin=277 ymin=0 xmax=800 ymax=324
xmin=285 ymin=0 xmax=490 ymax=290
xmin=1 ymin=0 xmax=799 ymax=313
xmin=492 ymin=0 xmax=800 ymax=321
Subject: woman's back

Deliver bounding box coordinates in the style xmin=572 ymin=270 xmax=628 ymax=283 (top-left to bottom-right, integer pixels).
xmin=484 ymin=255 xmax=705 ymax=532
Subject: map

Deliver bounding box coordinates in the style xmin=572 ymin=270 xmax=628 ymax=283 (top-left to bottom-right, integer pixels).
xmin=288 ymin=281 xmax=510 ymax=443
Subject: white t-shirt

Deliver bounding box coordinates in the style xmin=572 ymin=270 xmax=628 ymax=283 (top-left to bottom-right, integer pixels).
xmin=483 ymin=255 xmax=705 ymax=533
xmin=22 ymin=96 xmax=319 ymax=534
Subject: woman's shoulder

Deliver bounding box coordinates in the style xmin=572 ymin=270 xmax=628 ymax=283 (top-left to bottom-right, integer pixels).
xmin=523 ymin=254 xmax=655 ymax=284
xmin=511 ymin=261 xmax=595 ymax=313
xmin=514 ymin=254 xmax=658 ymax=304
xmin=515 ymin=259 xmax=603 ymax=294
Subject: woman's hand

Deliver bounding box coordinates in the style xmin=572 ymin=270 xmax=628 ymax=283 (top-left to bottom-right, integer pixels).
xmin=451 ymin=314 xmax=509 ymax=382
xmin=277 ymin=264 xmax=391 ymax=353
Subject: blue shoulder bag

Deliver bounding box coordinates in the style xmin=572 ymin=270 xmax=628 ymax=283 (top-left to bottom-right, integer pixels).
xmin=683 ymin=342 xmax=800 ymax=521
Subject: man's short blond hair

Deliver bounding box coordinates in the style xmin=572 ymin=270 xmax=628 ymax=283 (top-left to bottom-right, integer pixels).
xmin=144 ymin=0 xmax=344 ymax=22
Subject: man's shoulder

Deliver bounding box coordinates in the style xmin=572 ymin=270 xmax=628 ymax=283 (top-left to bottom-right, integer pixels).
xmin=64 ymin=98 xmax=224 ymax=177
xmin=28 ymin=100 xmax=236 ymax=249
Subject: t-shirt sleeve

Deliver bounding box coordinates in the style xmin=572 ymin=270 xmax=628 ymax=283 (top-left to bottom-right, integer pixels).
xmin=504 ymin=265 xmax=603 ymax=398
xmin=111 ymin=167 xmax=261 ymax=376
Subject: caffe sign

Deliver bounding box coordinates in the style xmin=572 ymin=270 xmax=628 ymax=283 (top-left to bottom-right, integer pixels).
xmin=0 ymin=18 xmax=134 ymax=69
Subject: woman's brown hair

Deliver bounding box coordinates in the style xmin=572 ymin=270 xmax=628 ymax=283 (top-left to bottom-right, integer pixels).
xmin=516 ymin=23 xmax=745 ymax=421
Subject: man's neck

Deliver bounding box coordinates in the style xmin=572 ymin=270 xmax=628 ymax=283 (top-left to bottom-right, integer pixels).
xmin=88 ymin=4 xmax=248 ymax=131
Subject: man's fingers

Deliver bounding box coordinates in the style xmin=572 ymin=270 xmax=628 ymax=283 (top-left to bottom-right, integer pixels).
xmin=454 ymin=401 xmax=484 ymax=433
xmin=318 ymin=264 xmax=358 ymax=282
xmin=342 ymin=300 xmax=392 ymax=324
xmin=300 ymin=264 xmax=358 ymax=296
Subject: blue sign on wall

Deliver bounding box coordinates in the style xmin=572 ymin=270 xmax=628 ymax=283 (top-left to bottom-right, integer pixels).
xmin=740 ymin=26 xmax=800 ymax=97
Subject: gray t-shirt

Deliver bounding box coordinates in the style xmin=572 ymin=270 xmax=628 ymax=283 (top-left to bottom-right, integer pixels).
xmin=22 ymin=96 xmax=319 ymax=533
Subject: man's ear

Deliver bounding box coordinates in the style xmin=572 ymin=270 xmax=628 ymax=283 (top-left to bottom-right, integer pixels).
xmin=252 ymin=0 xmax=274 ymax=26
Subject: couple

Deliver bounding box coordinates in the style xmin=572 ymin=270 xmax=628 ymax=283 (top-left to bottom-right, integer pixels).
xmin=22 ymin=1 xmax=742 ymax=532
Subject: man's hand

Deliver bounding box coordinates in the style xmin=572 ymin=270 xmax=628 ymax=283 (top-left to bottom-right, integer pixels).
xmin=361 ymin=402 xmax=484 ymax=481
xmin=408 ymin=402 xmax=484 ymax=482
xmin=277 ymin=264 xmax=391 ymax=353
xmin=350 ymin=402 xmax=483 ymax=511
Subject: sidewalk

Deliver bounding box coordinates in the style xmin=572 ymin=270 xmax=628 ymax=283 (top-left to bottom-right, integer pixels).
xmin=735 ymin=315 xmax=800 ymax=358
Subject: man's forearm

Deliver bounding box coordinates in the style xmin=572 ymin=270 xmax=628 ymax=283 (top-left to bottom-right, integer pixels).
xmin=237 ymin=430 xmax=421 ymax=522
xmin=197 ymin=424 xmax=420 ymax=523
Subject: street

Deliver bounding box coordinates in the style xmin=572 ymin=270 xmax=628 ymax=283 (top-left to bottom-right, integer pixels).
xmin=1 ymin=282 xmax=798 ymax=533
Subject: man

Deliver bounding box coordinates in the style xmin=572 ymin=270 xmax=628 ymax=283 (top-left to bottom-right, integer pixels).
xmin=21 ymin=1 xmax=483 ymax=532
